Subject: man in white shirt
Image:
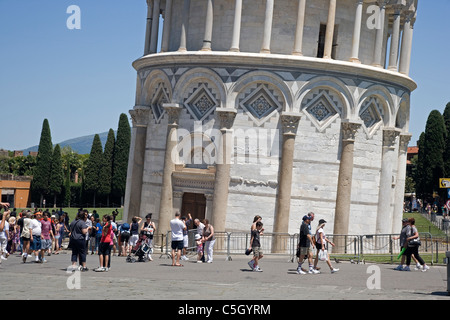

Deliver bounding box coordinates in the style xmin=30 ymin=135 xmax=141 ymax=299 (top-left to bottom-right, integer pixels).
xmin=170 ymin=212 xmax=186 ymax=267
xmin=29 ymin=213 xmax=43 ymax=263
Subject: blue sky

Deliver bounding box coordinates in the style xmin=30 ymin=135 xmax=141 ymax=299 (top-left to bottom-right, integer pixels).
xmin=0 ymin=0 xmax=449 ymax=151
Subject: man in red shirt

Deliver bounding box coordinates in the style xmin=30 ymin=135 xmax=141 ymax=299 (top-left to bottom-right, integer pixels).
xmin=94 ymin=215 xmax=112 ymax=272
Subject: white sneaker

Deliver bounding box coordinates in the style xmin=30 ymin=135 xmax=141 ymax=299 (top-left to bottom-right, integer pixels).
xmin=331 ymin=268 xmax=339 ymax=273
xmin=421 ymin=265 xmax=430 ymax=272
xmin=308 ymin=268 xmax=320 ymax=274
xmin=197 ymin=260 xmax=203 ymax=263
xmin=414 ymin=263 xmax=422 ymax=270
xmin=296 ymin=268 xmax=306 ymax=275
xmin=1 ymin=255 xmax=7 ymax=261
xmin=253 ymin=267 xmax=262 ymax=272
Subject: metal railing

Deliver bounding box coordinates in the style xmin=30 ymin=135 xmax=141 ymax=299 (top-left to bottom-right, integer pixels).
xmin=154 ymin=230 xmax=447 ymax=265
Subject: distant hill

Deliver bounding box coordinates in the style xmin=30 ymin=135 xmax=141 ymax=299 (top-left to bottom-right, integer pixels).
xmin=22 ymin=131 xmax=113 ymax=155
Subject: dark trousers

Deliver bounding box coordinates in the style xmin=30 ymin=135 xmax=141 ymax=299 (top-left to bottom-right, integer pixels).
xmin=406 ymin=245 xmax=425 ymax=266
xmin=71 ymin=238 xmax=87 ymax=264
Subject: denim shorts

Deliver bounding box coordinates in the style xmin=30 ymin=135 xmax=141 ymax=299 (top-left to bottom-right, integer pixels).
xmin=30 ymin=235 xmax=42 ymax=251
xmin=41 ymin=239 xmax=52 ymax=250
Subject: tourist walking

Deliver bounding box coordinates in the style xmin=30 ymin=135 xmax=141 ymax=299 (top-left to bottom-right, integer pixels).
xmin=248 ymin=221 xmax=264 ymax=272
xmin=0 ymin=209 xmax=10 ymax=262
xmin=393 ymin=218 xmax=417 ymax=271
xmin=170 ymin=212 xmax=186 ymax=267
xmin=68 ymin=211 xmax=90 ymax=272
xmin=29 ymin=212 xmax=42 ymax=263
xmin=202 ymin=219 xmax=215 ymax=263
xmin=313 ymin=219 xmax=339 ymax=273
xmin=296 ymin=215 xmax=318 ymax=275
xmin=141 ymin=213 xmax=156 ymax=261
xmin=40 ymin=212 xmax=54 ymax=262
xmin=404 ymin=217 xmax=430 ymax=272
xmin=20 ymin=212 xmax=32 ymax=262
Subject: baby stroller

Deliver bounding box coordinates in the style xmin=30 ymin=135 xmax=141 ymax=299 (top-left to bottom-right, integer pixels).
xmin=126 ymin=232 xmax=152 ymax=263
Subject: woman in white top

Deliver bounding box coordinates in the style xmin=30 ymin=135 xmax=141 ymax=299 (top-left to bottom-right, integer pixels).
xmin=313 ymin=219 xmax=339 ymax=273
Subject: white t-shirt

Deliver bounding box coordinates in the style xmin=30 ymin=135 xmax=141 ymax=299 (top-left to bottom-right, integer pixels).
xmin=0 ymin=221 xmax=9 ymax=238
xmin=315 ymin=228 xmax=324 ymax=244
xmin=170 ymin=218 xmax=185 ymax=241
xmin=30 ymin=219 xmax=42 ymax=236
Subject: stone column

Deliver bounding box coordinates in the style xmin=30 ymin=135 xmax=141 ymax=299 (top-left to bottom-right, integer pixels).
xmin=144 ymin=0 xmax=154 ymax=55
xmin=229 ymin=0 xmax=243 ymax=52
xmin=273 ymin=113 xmax=301 ymax=252
xmin=292 ymin=0 xmax=306 ymax=56
xmin=124 ymin=107 xmax=151 ymax=223
xmin=149 ymin=0 xmax=160 ymax=53
xmin=211 ymin=109 xmax=237 ymax=232
xmin=349 ymin=0 xmax=364 ymax=63
xmin=260 ymin=0 xmax=274 ymax=54
xmin=178 ymin=0 xmax=191 ymax=52
xmin=161 ymin=0 xmax=173 ymax=52
xmin=158 ymin=104 xmax=182 ymax=237
xmin=392 ymin=133 xmax=412 ymax=234
xmin=333 ymin=121 xmax=361 ymax=252
xmin=399 ymin=11 xmax=415 ymax=75
xmin=201 ymin=0 xmax=214 ymax=51
xmin=375 ymin=128 xmax=401 ymax=235
xmin=372 ymin=0 xmax=387 ymax=67
xmin=388 ymin=5 xmax=403 ymax=71
xmin=323 ymin=0 xmax=337 ymax=59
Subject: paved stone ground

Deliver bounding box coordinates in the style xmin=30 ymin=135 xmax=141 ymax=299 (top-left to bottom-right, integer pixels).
xmin=0 ymin=249 xmax=448 ymax=303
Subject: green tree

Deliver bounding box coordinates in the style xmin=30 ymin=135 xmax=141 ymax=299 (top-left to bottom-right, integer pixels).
xmin=442 ymin=102 xmax=450 ymax=175
xmin=112 ymin=113 xmax=131 ymax=205
xmin=84 ymin=134 xmax=103 ymax=207
xmin=32 ymin=119 xmax=53 ymax=207
xmin=421 ymin=110 xmax=446 ymax=201
xmin=49 ymin=144 xmax=64 ymax=207
xmin=98 ymin=129 xmax=115 ymax=206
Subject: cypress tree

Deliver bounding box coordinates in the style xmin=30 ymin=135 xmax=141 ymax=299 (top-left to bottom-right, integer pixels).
xmin=98 ymin=128 xmax=115 ymax=206
xmin=84 ymin=134 xmax=103 ymax=207
xmin=442 ymin=102 xmax=450 ymax=175
xmin=112 ymin=113 xmax=131 ymax=205
xmin=422 ymin=110 xmax=446 ymax=201
xmin=414 ymin=132 xmax=426 ymax=200
xmin=32 ymin=119 xmax=53 ymax=207
xmin=49 ymin=144 xmax=64 ymax=207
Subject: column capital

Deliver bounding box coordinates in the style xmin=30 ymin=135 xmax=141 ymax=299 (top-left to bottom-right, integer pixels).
xmin=399 ymin=133 xmax=413 ymax=151
xmin=163 ymin=103 xmax=182 ymax=126
xmin=281 ymin=112 xmax=301 ymax=136
xmin=382 ymin=127 xmax=401 ymax=148
xmin=216 ymin=108 xmax=237 ymax=130
xmin=129 ymin=106 xmax=151 ymax=128
xmin=341 ymin=120 xmax=362 ymax=142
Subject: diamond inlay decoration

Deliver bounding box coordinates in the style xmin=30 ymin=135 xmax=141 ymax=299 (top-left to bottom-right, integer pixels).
xmin=302 ymin=90 xmax=341 ymax=132
xmin=309 ymin=102 xmax=331 ymax=122
xmin=151 ymin=85 xmax=169 ymax=123
xmin=184 ymin=84 xmax=218 ymax=121
xmin=359 ymin=98 xmax=382 ymax=136
xmin=240 ymin=85 xmax=282 ymax=126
